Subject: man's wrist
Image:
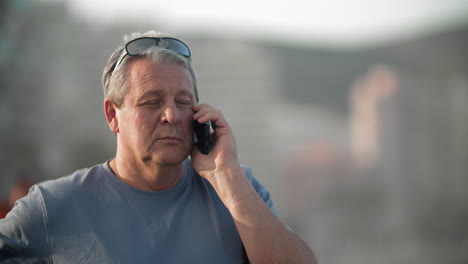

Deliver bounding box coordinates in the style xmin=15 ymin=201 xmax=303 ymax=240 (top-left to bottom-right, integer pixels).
xmin=204 ymin=165 xmax=256 ymax=210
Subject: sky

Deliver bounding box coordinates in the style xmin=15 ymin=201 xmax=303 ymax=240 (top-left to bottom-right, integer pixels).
xmin=63 ymin=0 xmax=468 ymax=47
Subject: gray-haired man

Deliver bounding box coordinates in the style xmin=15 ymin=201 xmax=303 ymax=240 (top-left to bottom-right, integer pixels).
xmin=0 ymin=31 xmax=316 ymax=263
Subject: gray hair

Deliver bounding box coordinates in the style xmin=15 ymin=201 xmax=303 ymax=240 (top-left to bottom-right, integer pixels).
xmin=102 ymin=31 xmax=199 ymax=107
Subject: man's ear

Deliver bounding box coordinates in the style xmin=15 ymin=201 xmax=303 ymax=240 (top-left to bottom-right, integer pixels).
xmin=104 ymin=98 xmax=119 ymax=133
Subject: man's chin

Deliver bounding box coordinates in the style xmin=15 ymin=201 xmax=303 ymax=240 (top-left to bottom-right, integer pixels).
xmin=147 ymin=149 xmax=191 ymax=166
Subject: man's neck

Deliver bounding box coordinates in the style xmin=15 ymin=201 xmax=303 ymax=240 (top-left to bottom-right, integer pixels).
xmin=109 ymin=157 xmax=185 ymax=191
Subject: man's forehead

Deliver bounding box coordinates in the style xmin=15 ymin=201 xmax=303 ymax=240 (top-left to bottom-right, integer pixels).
xmin=126 ymin=58 xmax=196 ymax=100
xmin=129 ymin=59 xmax=191 ymax=80
xmin=140 ymin=89 xmax=194 ymax=97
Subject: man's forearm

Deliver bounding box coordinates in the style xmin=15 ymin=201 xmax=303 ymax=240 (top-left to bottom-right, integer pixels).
xmin=207 ymin=166 xmax=317 ymax=264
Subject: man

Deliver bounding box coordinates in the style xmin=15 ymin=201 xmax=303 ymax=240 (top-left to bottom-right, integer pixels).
xmin=0 ymin=31 xmax=317 ymax=263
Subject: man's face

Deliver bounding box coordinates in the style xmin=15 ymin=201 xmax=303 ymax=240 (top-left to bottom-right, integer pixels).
xmin=115 ymin=58 xmax=196 ymax=166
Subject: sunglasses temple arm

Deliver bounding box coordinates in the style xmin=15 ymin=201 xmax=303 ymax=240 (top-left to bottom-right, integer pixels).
xmin=113 ymin=53 xmax=127 ymax=73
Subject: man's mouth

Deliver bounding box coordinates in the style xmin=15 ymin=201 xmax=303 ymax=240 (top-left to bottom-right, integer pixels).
xmin=158 ymin=136 xmax=183 ymax=143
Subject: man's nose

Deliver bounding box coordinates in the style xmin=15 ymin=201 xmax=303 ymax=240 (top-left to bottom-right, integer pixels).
xmin=161 ymin=102 xmax=181 ymax=124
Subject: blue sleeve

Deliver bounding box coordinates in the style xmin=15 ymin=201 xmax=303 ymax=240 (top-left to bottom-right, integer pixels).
xmin=0 ymin=185 xmax=51 ymax=263
xmin=243 ymin=166 xmax=294 ymax=230
xmin=242 ymin=166 xmax=280 ymax=217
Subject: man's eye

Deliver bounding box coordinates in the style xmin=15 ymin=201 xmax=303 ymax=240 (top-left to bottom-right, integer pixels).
xmin=144 ymin=100 xmax=163 ymax=105
xmin=176 ymin=100 xmax=192 ymax=106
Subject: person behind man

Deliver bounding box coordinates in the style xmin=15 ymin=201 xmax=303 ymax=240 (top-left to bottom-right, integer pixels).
xmin=0 ymin=31 xmax=317 ymax=263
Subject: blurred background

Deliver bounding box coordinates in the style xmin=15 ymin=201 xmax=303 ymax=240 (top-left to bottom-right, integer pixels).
xmin=1 ymin=0 xmax=468 ymax=263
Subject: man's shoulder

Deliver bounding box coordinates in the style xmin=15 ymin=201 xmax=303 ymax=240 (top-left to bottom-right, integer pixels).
xmin=34 ymin=162 xmax=108 ymax=199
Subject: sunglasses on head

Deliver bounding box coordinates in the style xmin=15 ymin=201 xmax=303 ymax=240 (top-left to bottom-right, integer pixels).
xmin=113 ymin=37 xmax=191 ymax=72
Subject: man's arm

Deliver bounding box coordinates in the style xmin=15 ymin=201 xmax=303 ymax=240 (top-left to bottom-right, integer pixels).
xmin=0 ymin=186 xmax=50 ymax=262
xmin=191 ymin=104 xmax=317 ymax=264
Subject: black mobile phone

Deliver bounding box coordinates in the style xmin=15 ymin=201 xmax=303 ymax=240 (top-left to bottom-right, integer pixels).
xmin=194 ymin=120 xmax=211 ymax=154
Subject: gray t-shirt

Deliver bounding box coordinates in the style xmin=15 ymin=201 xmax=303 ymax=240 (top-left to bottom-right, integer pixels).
xmin=0 ymin=159 xmax=278 ymax=263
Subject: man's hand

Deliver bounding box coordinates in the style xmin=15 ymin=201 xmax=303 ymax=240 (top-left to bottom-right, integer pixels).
xmin=191 ymin=104 xmax=240 ymax=181
xmin=190 ymin=104 xmax=256 ymax=210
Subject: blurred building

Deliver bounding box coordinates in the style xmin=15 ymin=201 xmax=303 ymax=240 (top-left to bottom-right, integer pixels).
xmin=272 ymin=26 xmax=468 ymax=263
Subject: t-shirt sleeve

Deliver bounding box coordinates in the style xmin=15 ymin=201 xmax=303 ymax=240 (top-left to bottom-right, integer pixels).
xmin=0 ymin=185 xmax=51 ymax=263
xmin=243 ymin=167 xmax=294 ymax=231
xmin=242 ymin=166 xmax=280 ymax=217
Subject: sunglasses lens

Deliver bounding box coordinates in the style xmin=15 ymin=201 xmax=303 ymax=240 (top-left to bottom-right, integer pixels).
xmin=126 ymin=38 xmax=158 ymax=55
xmin=165 ymin=39 xmax=191 ymax=57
